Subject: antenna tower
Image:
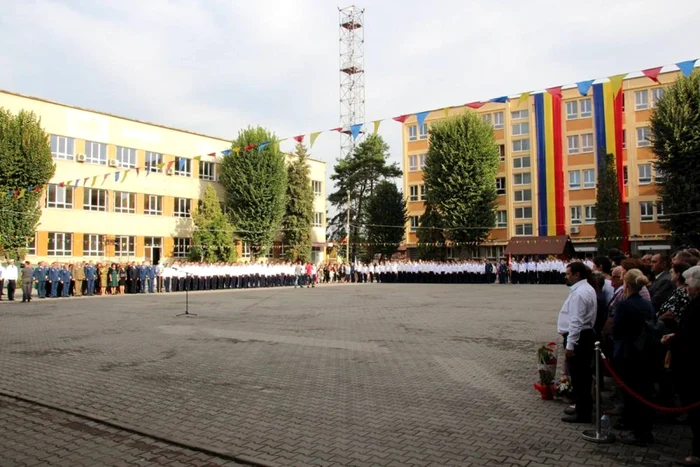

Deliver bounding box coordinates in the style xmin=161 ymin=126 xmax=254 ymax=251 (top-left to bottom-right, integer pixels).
xmin=338 ymin=5 xmax=365 ymax=159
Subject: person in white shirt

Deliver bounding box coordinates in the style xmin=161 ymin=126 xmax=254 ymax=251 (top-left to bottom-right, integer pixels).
xmin=557 ymin=261 xmax=598 ymax=423
xmin=4 ymin=259 xmax=19 ymax=301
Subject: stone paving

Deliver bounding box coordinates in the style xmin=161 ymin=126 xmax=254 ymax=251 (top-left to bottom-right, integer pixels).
xmin=0 ymin=283 xmax=694 ymax=466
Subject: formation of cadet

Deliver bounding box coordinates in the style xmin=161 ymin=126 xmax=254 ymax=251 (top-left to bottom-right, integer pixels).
xmin=335 ymin=260 xmax=499 ymax=284
xmin=508 ymin=257 xmax=570 ymax=285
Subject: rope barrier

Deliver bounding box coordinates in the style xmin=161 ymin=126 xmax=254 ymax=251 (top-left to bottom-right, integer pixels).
xmin=600 ymin=352 xmax=700 ymax=413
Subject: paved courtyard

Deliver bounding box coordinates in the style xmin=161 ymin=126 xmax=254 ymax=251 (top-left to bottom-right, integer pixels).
xmin=0 ymin=284 xmax=693 ymax=466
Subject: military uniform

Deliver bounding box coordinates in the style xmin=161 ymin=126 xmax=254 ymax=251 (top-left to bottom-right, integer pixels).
xmin=73 ymin=263 xmax=85 ymax=296
xmin=85 ymin=264 xmax=97 ymax=296
xmin=48 ymin=265 xmax=61 ymax=297
xmin=60 ymin=266 xmax=72 ymax=297
xmin=33 ymin=264 xmax=47 ymax=298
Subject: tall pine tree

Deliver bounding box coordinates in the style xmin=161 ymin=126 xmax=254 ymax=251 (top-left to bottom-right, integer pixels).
xmin=219 ymin=127 xmax=287 ymax=259
xmin=364 ymin=181 xmax=407 ymax=261
xmin=189 ymin=185 xmax=237 ymax=262
xmin=594 ymin=152 xmax=623 ymax=254
xmin=282 ymin=143 xmax=314 ymax=262
xmin=0 ymin=108 xmax=55 ymax=260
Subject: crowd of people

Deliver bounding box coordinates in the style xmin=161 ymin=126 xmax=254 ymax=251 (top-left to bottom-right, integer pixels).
xmin=556 ymin=248 xmax=699 ymax=465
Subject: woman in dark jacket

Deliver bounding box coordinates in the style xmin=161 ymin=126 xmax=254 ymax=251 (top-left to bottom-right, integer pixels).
xmin=613 ymin=268 xmax=656 ymax=446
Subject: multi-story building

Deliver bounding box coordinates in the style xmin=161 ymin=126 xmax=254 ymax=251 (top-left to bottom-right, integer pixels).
xmin=0 ymin=90 xmax=326 ymax=264
xmin=402 ymin=68 xmax=685 ymax=259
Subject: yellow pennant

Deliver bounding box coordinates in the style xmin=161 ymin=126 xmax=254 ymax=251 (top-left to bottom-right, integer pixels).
xmin=443 ymin=107 xmax=450 ymax=118
xmin=608 ymin=73 xmax=626 ymax=96
xmin=122 ymin=170 xmax=129 ymax=183
xmin=17 ymin=188 xmax=26 ymax=199
xmin=66 ymin=180 xmax=72 ymax=187
xmin=518 ymin=92 xmax=530 ymax=108
xmin=310 ymin=131 xmax=322 ymax=148
xmin=91 ymin=176 xmax=96 ymax=187
xmin=372 ymin=120 xmax=381 ymax=135
xmin=194 ymin=156 xmax=202 ymax=161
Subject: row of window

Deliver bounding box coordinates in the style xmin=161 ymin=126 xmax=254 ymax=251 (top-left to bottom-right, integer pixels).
xmin=407 ymin=123 xmax=429 ymax=141
xmin=39 ymin=233 xmax=164 ymax=257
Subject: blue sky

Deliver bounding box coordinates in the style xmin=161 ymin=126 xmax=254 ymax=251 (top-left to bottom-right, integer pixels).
xmin=1 ymin=0 xmax=698 ymax=190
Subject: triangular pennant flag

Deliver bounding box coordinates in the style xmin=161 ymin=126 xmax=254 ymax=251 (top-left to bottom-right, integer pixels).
xmin=58 ymin=182 xmax=65 ymax=187
xmin=193 ymin=156 xmax=202 ymax=161
xmin=34 ymin=186 xmax=43 ymax=193
xmin=546 ymin=86 xmax=562 ymax=98
xmin=178 ymin=158 xmax=185 ymax=171
xmin=392 ymin=115 xmax=409 ymax=123
xmin=642 ymin=66 xmax=663 ymax=84
xmin=17 ymin=188 xmax=26 ymax=199
xmin=330 ymin=127 xmax=343 ymax=132
xmin=7 ymin=190 xmax=12 ymax=199
xmin=676 ymin=59 xmax=697 ymax=77
xmin=12 ymin=189 xmax=19 ymax=200
xmin=576 ymin=80 xmax=594 ymax=96
xmin=136 ymin=168 xmax=140 ymax=176
xmin=66 ymin=180 xmax=72 ymax=187
xmin=114 ymin=172 xmax=120 ymax=182
xmin=373 ymin=120 xmax=381 ymax=135
xmin=102 ymin=174 xmax=109 ymax=185
xmin=91 ymin=176 xmax=96 ymax=187
xmin=83 ymin=177 xmax=89 ymax=186
xmin=122 ymin=170 xmax=129 ymax=183
xmin=443 ymin=108 xmax=450 ymax=118
xmin=75 ymin=179 xmax=80 ymax=187
xmin=608 ymin=73 xmax=627 ymax=95
xmin=221 ymin=149 xmax=232 ymax=156
xmin=293 ymin=135 xmax=304 ymax=143
xmin=244 ymin=144 xmax=256 ymax=152
xmin=208 ymin=152 xmax=216 ymax=157
xmin=157 ymin=162 xmax=165 ymax=169
xmin=258 ymin=142 xmax=270 ymax=152
xmin=490 ymin=96 xmax=509 ymax=103
xmin=415 ymin=111 xmax=429 ymax=129
xmin=166 ymin=161 xmax=174 ymax=171
xmin=465 ymin=101 xmax=485 ymax=109
xmin=518 ymin=92 xmax=530 ymax=108
xmin=310 ymin=131 xmax=322 ymax=148
xmin=350 ymin=123 xmax=363 ymax=141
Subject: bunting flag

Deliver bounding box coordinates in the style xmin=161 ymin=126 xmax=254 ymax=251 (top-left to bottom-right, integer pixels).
xmin=166 ymin=161 xmax=174 ymax=172
xmin=676 ymin=59 xmax=697 ymax=77
xmin=442 ymin=108 xmax=450 ymax=118
xmin=66 ymin=180 xmax=72 ymax=187
xmin=608 ymin=73 xmax=627 ymax=96
xmin=33 ymin=186 xmax=42 ymax=193
xmin=490 ymin=96 xmax=509 ymax=103
xmin=331 ymin=127 xmax=343 ymax=132
xmin=576 ymin=80 xmax=594 ymax=97
xmin=465 ymin=102 xmax=485 ymax=109
xmin=415 ymin=111 xmax=429 ymax=130
xmin=350 ymin=123 xmax=363 ymax=140
xmin=534 ymin=90 xmax=564 ymax=237
xmin=372 ymin=120 xmax=381 ymax=134
xmin=244 ymin=144 xmax=256 ymax=152
xmin=392 ymin=115 xmax=409 ymax=123
xmin=122 ymin=170 xmax=129 ymax=183
xmin=221 ymin=149 xmax=232 ymax=156
xmin=642 ymin=67 xmax=662 ymax=84
xmin=114 ymin=172 xmax=120 ymax=182
xmin=293 ymin=135 xmax=304 ymax=144
xmin=193 ymin=156 xmax=202 ymax=161
xmin=135 ymin=168 xmax=140 ymax=176
xmin=58 ymin=182 xmax=65 ymax=187
xmin=75 ymin=179 xmax=79 ymax=187
xmin=91 ymin=176 xmax=96 ymax=187
xmin=257 ymin=142 xmax=269 ymax=152
xmin=17 ymin=188 xmax=26 ymax=199
xmin=233 ymin=148 xmax=240 ymax=154
xmin=83 ymin=177 xmax=89 ymax=186
xmin=310 ymin=131 xmax=322 ymax=147
xmin=518 ymin=92 xmax=530 ymax=108
xmin=177 ymin=158 xmax=186 ymax=171
xmin=156 ymin=162 xmax=165 ymax=169
xmin=101 ymin=174 xmax=109 ymax=185
xmin=207 ymin=152 xmax=216 ymax=157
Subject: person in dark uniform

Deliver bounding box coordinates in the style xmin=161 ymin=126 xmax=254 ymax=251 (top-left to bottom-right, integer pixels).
xmin=21 ymin=261 xmax=34 ymax=303
xmin=138 ymin=262 xmax=146 ymax=293
xmin=146 ymin=262 xmax=155 ymax=293
xmin=34 ymin=261 xmax=47 ymax=298
xmin=60 ymin=264 xmax=72 ymax=297
xmin=72 ymin=261 xmax=85 ymax=297
xmin=85 ymin=261 xmax=97 ymax=296
xmin=49 ymin=263 xmax=61 ymax=298
xmin=127 ymin=262 xmax=137 ymax=293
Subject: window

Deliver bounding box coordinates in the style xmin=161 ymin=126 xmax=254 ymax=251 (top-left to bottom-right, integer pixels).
xmin=493 ymin=112 xmax=504 ymax=129
xmin=409 ymin=185 xmax=419 ymax=202
xmin=199 ymin=161 xmax=216 ymax=181
xmin=511 ymin=122 xmax=529 ymax=136
xmin=637 ymin=127 xmax=651 ymax=147
xmin=312 ymin=180 xmax=323 ymax=197
xmin=655 ymin=166 xmax=665 ymax=182
xmin=419 ymin=154 xmax=428 ymax=169
xmin=419 ymin=184 xmax=427 ymax=201
xmin=174 ymin=157 xmax=191 ymax=177
xmin=625 ymin=203 xmax=630 ymax=221
xmin=114 ymin=191 xmax=136 ymax=214
xmin=511 ymin=109 xmax=528 ymax=120
xmin=174 ymin=198 xmax=191 ymax=218
xmin=408 ymin=125 xmax=417 ymax=141
xmin=623 ymin=166 xmax=629 ymax=186
xmin=408 ymin=155 xmax=418 ymax=171
xmin=581 ymin=133 xmax=594 ymax=153
xmin=571 ymin=206 xmax=582 ymax=225
xmin=50 ymin=135 xmax=74 ymax=160
xmin=25 ymin=234 xmax=37 ymax=256
xmin=116 ymin=146 xmax=136 ymax=168
xmin=419 ymin=123 xmax=428 ymax=139
xmin=580 ymin=98 xmax=592 ymax=118
xmin=495 ymin=211 xmax=507 ymax=228
xmin=622 ymin=130 xmax=627 ymax=149
xmin=482 ymin=114 xmax=492 ymax=125
xmin=566 ymin=101 xmax=579 ymax=120
xmin=651 ymin=88 xmax=665 ymax=107
xmin=83 ymin=234 xmax=104 ymax=257
xmin=583 ymin=169 xmax=596 ymax=189
xmin=567 ymin=135 xmax=580 ymax=154
xmin=513 ymin=172 xmax=531 ymax=185
xmin=83 ymin=188 xmax=108 ymax=211
xmin=513 ymin=156 xmax=531 ymax=169
xmin=512 ymin=139 xmax=530 ymax=153
xmin=514 ymin=189 xmax=532 ymax=202
xmin=410 ymin=216 xmax=419 ymax=231
xmin=242 ymin=242 xmax=251 ymax=258
xmin=569 ymin=170 xmax=581 ymax=190
xmin=515 ymin=224 xmax=533 ymax=236
xmin=635 ymin=90 xmax=649 ymax=110
xmin=640 ymin=201 xmax=654 ymax=222
xmin=46 ymin=184 xmax=74 ymax=209
xmin=146 ymin=152 xmax=162 ymax=173
xmin=514 ymin=207 xmax=532 ymax=219
xmin=85 ymin=141 xmax=107 ymax=165
xmin=173 ymin=238 xmax=191 ymax=258
xmin=144 ymin=195 xmax=163 ymax=215
xmin=657 ymin=201 xmax=668 ymax=219
xmin=585 ymin=205 xmax=596 ymax=223
xmin=498 ymin=144 xmax=505 ymax=162
xmin=48 ymin=232 xmax=72 ymax=256
xmin=115 ymin=235 xmax=136 ymax=257
xmin=496 ymin=177 xmax=506 ymax=195
xmin=639 ymin=164 xmax=652 ymax=184
xmin=313 ymin=212 xmax=324 ymax=227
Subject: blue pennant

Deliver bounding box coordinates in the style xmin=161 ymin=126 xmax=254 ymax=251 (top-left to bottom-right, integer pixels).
xmin=178 ymin=158 xmax=186 ymax=171
xmin=676 ymin=59 xmax=697 ymax=77
xmin=576 ymin=80 xmax=595 ymax=96
xmin=350 ymin=123 xmax=363 ymax=141
xmin=415 ymin=111 xmax=429 ymax=130
xmin=258 ymin=142 xmax=270 ymax=152
xmin=221 ymin=149 xmax=232 ymax=156
xmin=490 ymin=96 xmax=509 ymax=103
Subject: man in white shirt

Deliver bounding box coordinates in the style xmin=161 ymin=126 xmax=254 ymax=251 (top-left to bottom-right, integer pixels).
xmin=4 ymin=259 xmax=19 ymax=301
xmin=557 ymin=261 xmax=597 ymax=423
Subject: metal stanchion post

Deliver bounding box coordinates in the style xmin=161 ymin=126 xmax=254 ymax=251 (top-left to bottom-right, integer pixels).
xmin=583 ymin=341 xmax=615 ymax=443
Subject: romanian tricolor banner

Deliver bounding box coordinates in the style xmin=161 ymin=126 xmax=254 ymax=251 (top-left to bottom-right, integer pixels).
xmin=592 ymin=82 xmax=628 ymax=250
xmin=534 ymin=89 xmax=565 ymax=236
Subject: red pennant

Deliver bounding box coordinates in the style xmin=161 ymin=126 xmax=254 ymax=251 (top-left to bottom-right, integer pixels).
xmin=12 ymin=190 xmax=19 ymax=200
xmin=135 ymin=168 xmax=140 ymax=176
xmin=392 ymin=115 xmax=409 ymax=123
xmin=244 ymin=144 xmax=256 ymax=152
xmin=331 ymin=127 xmax=343 ymax=132
xmin=33 ymin=186 xmax=43 ymax=193
xmin=208 ymin=152 xmax=216 ymax=157
xmin=642 ymin=66 xmax=662 ymax=84
xmin=546 ymin=86 xmax=562 ymax=97
xmin=83 ymin=177 xmax=89 ymax=185
xmin=293 ymin=135 xmax=304 ymax=143
xmin=58 ymin=182 xmax=65 ymax=187
xmin=166 ymin=161 xmax=175 ymax=171
xmin=465 ymin=102 xmax=485 ymax=109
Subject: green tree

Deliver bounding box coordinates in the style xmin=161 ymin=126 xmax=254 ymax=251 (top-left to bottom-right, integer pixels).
xmin=423 ymin=112 xmax=500 ymax=249
xmin=416 ymin=202 xmax=447 ymax=260
xmin=219 ymin=126 xmax=287 ymax=259
xmin=328 ymin=134 xmax=401 ymax=259
xmin=594 ymin=152 xmax=623 ymax=254
xmin=282 ymin=143 xmax=314 ymax=262
xmin=0 ymin=108 xmax=55 ymax=260
xmin=650 ymin=71 xmax=700 ymax=247
xmin=188 ymin=185 xmax=236 ymax=262
xmin=364 ymin=181 xmax=407 ymax=260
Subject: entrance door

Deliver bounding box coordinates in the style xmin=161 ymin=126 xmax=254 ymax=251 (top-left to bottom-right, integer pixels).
xmin=151 ymin=247 xmax=161 ymax=265
xmin=145 ymin=237 xmax=163 ymax=264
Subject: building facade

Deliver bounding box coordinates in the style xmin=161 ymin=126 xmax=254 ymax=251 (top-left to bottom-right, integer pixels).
xmin=0 ymin=90 xmax=326 ymax=264
xmin=402 ymin=70 xmax=683 ymax=259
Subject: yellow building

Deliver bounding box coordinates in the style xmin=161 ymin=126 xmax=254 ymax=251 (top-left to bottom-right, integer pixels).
xmin=0 ymin=90 xmax=327 ymax=264
xmin=402 ymin=69 xmax=686 ymax=258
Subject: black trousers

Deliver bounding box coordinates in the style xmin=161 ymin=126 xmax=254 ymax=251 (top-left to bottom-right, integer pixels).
xmin=567 ymin=329 xmax=595 ymax=419
xmin=618 ymin=357 xmax=654 ymax=438
xmin=6 ymin=280 xmax=16 ymax=300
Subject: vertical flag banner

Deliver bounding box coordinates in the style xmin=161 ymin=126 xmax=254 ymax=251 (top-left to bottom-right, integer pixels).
xmin=534 ymin=91 xmax=565 ymax=236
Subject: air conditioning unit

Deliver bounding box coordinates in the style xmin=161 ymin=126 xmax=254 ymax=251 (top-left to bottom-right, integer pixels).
xmin=166 ymin=167 xmax=174 ymax=176
xmin=570 ymin=226 xmax=580 ymax=234
xmin=108 ymin=159 xmax=118 ymax=167
xmin=76 ymin=154 xmax=86 ymax=162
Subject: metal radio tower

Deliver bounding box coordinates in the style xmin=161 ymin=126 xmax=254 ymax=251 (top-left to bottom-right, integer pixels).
xmin=338 ymin=5 xmax=365 ymax=159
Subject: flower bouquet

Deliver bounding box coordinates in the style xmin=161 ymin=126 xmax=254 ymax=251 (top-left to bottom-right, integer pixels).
xmin=554 ymin=376 xmax=574 ymax=399
xmin=534 ymin=342 xmax=558 ymax=400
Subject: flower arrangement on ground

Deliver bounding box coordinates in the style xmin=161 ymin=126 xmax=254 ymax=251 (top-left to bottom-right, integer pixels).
xmin=554 ymin=376 xmax=574 ymax=399
xmin=534 ymin=342 xmax=558 ymax=400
